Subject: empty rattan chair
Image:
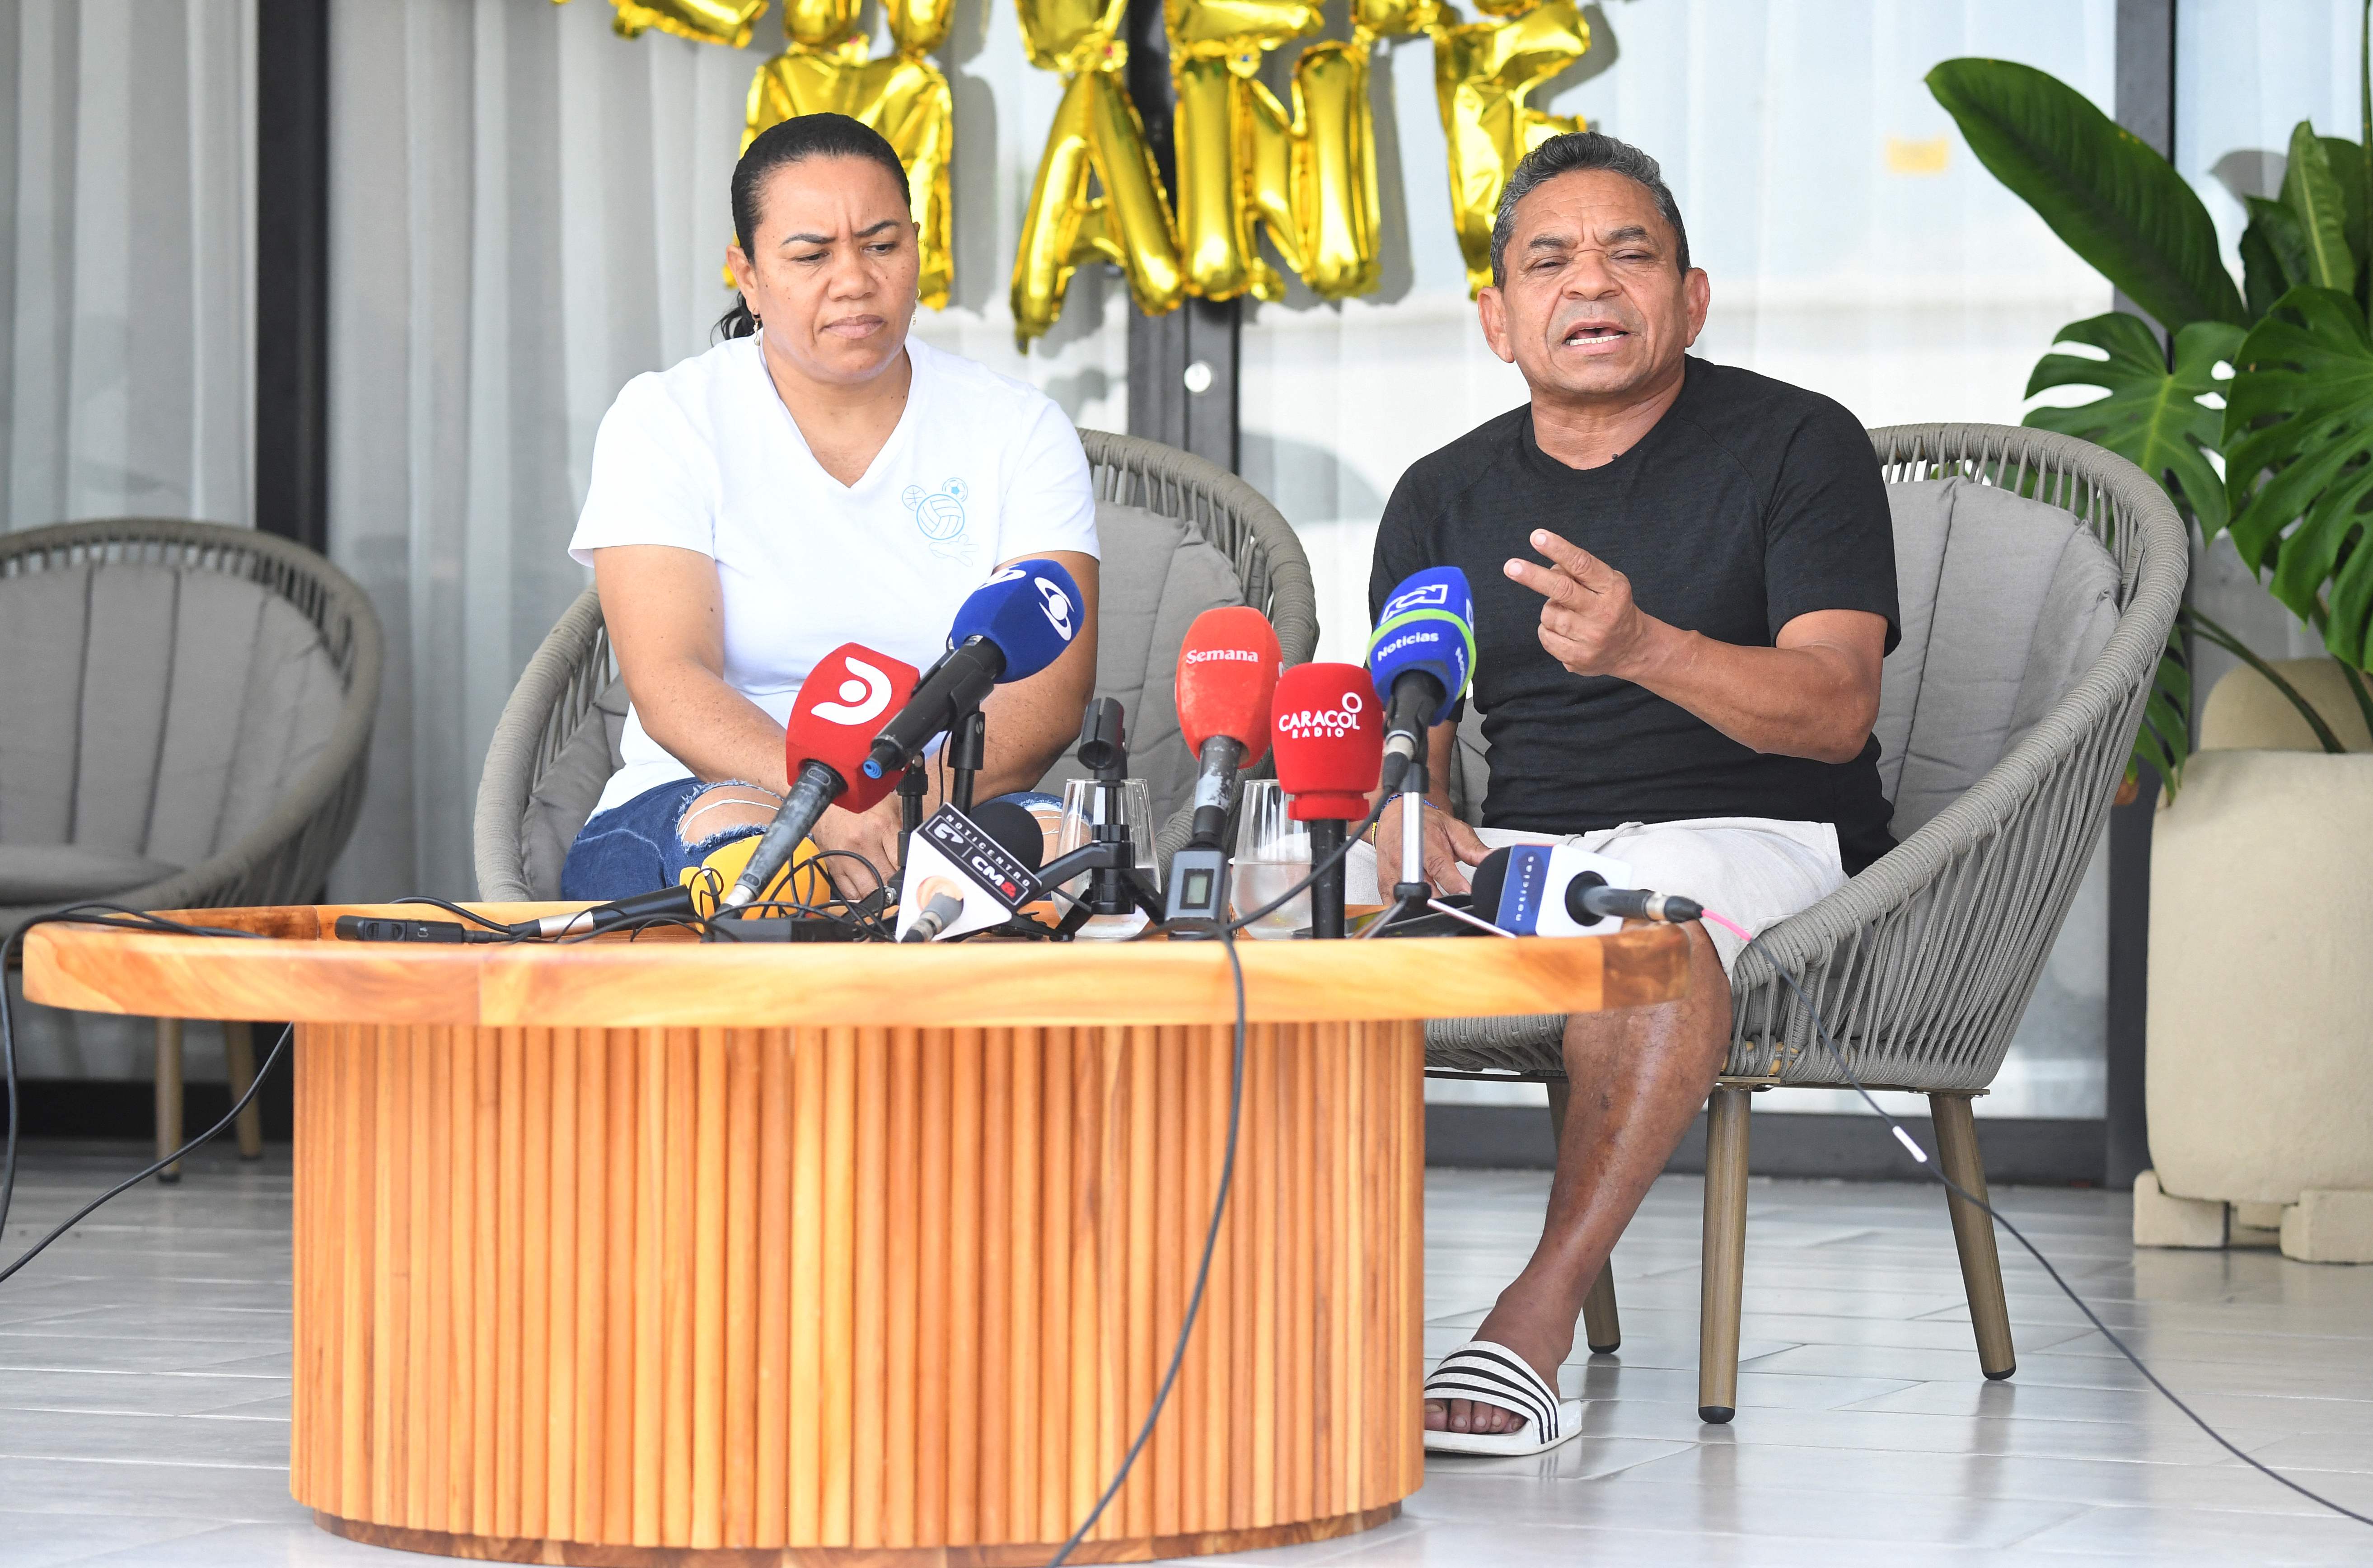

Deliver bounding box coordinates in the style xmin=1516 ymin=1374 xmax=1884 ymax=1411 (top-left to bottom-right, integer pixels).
xmin=1426 ymin=424 xmax=2186 ymax=1422
xmin=474 ymin=430 xmax=1317 ymax=901
xmin=0 ymin=520 xmax=383 ymax=1176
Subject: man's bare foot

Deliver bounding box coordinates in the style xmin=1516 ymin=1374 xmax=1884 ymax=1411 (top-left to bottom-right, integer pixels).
xmin=1423 ymin=1271 xmax=1579 ymax=1436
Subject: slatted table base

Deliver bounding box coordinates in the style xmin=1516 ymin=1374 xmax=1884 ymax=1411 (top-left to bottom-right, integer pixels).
xmin=291 ymin=1020 xmax=1425 ymax=1562
xmin=314 ymin=1502 xmax=1402 ymax=1565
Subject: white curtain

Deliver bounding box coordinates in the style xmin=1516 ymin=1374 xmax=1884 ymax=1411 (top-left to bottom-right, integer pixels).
xmin=0 ymin=0 xmax=255 ymax=534
xmin=0 ymin=0 xmax=256 ymax=1081
xmin=325 ymin=0 xmax=1127 ymax=903
xmin=2176 ymin=0 xmax=2363 ymax=693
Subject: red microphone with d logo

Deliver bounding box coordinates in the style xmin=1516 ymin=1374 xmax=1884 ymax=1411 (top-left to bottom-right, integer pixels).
xmin=721 ymin=643 xmax=922 ymax=913
xmin=1272 ymin=662 xmax=1384 ymax=939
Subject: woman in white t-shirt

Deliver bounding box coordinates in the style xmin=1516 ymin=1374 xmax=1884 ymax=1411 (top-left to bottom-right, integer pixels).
xmin=562 ymin=114 xmax=1100 ymax=902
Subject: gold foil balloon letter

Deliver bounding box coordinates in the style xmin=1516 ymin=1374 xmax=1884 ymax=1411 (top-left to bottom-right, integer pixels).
xmin=1432 ymin=0 xmax=1589 ymax=296
xmin=1168 ymin=0 xmax=1434 ymax=302
xmin=742 ymin=0 xmax=959 ymax=308
xmin=600 ymin=0 xmax=768 ymax=48
xmin=1009 ymin=0 xmax=1184 ymax=346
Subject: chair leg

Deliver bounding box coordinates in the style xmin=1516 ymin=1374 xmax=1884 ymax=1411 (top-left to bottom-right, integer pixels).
xmin=1698 ymin=1085 xmax=1750 ymax=1423
xmin=1931 ymin=1092 xmax=2015 ymax=1381
xmin=1582 ymin=1262 xmax=1621 ymax=1355
xmin=154 ymin=1019 xmax=184 ymax=1184
xmin=224 ymin=1022 xmax=263 ymax=1160
xmin=1545 ymin=1078 xmax=1622 ymax=1354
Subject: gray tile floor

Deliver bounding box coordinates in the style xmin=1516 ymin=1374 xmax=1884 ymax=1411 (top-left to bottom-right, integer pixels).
xmin=3 ymin=1146 xmax=2371 ymax=1565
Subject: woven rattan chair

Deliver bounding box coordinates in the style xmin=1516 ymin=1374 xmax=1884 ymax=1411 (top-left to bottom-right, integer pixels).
xmin=474 ymin=430 xmax=1317 ymax=901
xmin=1427 ymin=424 xmax=2186 ymax=1422
xmin=1 ymin=519 xmax=383 ymax=1175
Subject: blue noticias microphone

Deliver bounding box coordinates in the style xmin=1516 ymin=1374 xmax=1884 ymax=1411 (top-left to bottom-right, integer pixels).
xmin=864 ymin=559 xmax=1086 ymax=778
xmin=1367 ymin=566 xmax=1475 ymax=780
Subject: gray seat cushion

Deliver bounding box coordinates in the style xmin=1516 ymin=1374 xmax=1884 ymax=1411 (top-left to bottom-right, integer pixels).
xmin=1877 ymin=478 xmax=2122 ymax=838
xmin=514 ymin=499 xmax=1249 ymax=899
xmin=1036 ymin=500 xmax=1246 ymax=825
xmin=0 ymin=558 xmax=346 ymax=878
xmin=520 ymin=676 xmax=632 ymax=903
xmin=0 ymin=845 xmax=181 ymax=903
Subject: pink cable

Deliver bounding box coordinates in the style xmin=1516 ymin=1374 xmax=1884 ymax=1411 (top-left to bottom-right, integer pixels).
xmin=1699 ymin=907 xmax=1753 ymax=945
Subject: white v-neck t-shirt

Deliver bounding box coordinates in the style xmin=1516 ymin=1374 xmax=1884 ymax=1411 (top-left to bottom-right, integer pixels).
xmin=569 ymin=334 xmax=1101 ymax=816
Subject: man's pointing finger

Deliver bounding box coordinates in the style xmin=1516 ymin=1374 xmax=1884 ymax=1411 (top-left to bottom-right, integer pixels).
xmin=1529 ymin=529 xmax=1612 ymax=588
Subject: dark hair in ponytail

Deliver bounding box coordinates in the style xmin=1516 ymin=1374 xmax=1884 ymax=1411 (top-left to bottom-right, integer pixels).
xmin=715 ymin=113 xmax=913 ymax=341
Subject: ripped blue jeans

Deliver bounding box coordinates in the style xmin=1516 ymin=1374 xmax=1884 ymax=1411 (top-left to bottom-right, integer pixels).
xmin=558 ymin=778 xmax=1058 ymax=903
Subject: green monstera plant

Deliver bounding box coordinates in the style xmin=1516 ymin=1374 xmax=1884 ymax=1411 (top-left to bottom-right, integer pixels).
xmin=1928 ymin=31 xmax=2373 ymax=792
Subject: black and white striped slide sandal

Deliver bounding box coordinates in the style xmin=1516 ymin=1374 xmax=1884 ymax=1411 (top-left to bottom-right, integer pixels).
xmin=1421 ymin=1339 xmax=1583 ymax=1456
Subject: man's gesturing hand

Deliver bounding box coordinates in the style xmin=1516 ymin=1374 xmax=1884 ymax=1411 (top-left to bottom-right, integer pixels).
xmin=1504 ymin=529 xmax=1661 ymax=680
xmin=1375 ymin=795 xmax=1490 ymax=894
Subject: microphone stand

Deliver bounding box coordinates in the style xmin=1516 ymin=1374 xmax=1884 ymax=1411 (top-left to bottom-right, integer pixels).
xmin=946 ymin=705 xmax=986 ymax=815
xmin=1360 ymin=756 xmax=1433 ymax=940
xmin=1036 ymin=715 xmax=1164 ymax=930
xmin=1306 ymin=818 xmax=1347 ymax=940
xmin=897 ymin=761 xmax=928 ymax=865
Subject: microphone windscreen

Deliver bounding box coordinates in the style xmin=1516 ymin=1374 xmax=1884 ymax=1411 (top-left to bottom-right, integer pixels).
xmin=1367 ymin=566 xmax=1476 ymax=723
xmin=1468 ymin=846 xmax=1514 ymax=927
xmin=1272 ymin=662 xmax=1381 ymax=820
xmin=969 ymin=797 xmax=1046 ymax=874
xmin=1176 ymin=607 xmax=1282 ymax=763
xmin=786 ymin=644 xmax=924 ymax=813
xmin=949 ymin=558 xmax=1086 ymax=683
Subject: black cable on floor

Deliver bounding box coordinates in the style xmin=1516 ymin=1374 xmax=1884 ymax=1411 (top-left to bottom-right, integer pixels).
xmin=0 ymin=1023 xmax=293 ymax=1287
xmin=0 ymin=906 xmax=274 ymax=1284
xmin=1047 ymin=921 xmax=1249 ymax=1566
xmin=1744 ymin=936 xmax=2373 ymax=1530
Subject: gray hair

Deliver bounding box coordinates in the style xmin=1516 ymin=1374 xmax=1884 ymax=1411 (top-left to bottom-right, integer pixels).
xmin=1489 ymin=131 xmax=1691 ymax=288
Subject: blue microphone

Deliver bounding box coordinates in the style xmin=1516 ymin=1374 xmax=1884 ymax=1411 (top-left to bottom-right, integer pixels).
xmin=864 ymin=559 xmax=1086 ymax=779
xmin=1367 ymin=566 xmax=1475 ymax=787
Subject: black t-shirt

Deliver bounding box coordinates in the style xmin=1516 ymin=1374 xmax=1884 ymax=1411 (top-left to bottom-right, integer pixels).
xmin=1369 ymin=356 xmax=1901 ymax=875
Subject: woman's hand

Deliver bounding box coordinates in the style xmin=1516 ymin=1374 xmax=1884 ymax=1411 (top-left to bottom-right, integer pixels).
xmin=808 ymin=792 xmax=905 ymax=899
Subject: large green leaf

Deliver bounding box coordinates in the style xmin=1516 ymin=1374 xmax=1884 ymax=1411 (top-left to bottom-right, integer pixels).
xmin=2223 ymin=285 xmax=2373 ymax=666
xmin=2315 ymin=133 xmax=2369 ymax=270
xmin=2281 ymin=122 xmax=2356 ymax=289
xmin=2024 ymin=313 xmax=2242 ymax=532
xmin=2247 ymin=195 xmax=2312 ymax=301
xmin=2130 ymin=625 xmax=2192 ymax=797
xmin=1927 ymin=58 xmax=2247 ymax=329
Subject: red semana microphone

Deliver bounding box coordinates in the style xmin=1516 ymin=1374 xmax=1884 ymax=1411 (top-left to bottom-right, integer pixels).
xmin=1272 ymin=662 xmax=1384 ymax=939
xmin=721 ymin=643 xmax=921 ymax=912
xmin=1175 ymin=606 xmax=1282 ymax=851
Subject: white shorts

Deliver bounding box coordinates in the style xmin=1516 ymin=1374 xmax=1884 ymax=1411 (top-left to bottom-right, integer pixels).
xmin=1345 ymin=816 xmax=1848 ymax=979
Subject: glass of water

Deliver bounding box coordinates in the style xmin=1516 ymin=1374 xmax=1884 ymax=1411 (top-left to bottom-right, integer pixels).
xmin=1055 ymin=778 xmax=1159 ymax=940
xmin=1232 ymin=779 xmax=1312 ymax=940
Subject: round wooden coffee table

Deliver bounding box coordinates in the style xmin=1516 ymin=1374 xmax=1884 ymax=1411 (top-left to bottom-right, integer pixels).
xmin=26 ymin=905 xmax=1688 ymax=1564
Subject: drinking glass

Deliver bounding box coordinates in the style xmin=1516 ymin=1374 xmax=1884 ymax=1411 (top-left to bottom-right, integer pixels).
xmin=1232 ymin=779 xmax=1312 ymax=940
xmin=1055 ymin=778 xmax=1158 ymax=940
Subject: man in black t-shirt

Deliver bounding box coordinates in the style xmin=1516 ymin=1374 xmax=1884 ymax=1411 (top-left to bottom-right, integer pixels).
xmin=1375 ymin=132 xmax=1899 ymax=1453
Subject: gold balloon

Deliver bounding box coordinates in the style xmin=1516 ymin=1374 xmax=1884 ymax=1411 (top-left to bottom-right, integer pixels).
xmin=1166 ymin=0 xmax=1433 ymax=303
xmin=742 ymin=0 xmax=959 ymax=308
xmin=601 ymin=0 xmax=768 ymax=48
xmin=1009 ymin=0 xmax=1184 ymax=346
xmin=1430 ymin=0 xmax=1591 ymax=296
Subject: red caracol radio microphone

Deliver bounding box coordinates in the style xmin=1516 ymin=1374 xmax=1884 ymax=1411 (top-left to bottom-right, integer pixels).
xmin=1271 ymin=662 xmax=1383 ymax=939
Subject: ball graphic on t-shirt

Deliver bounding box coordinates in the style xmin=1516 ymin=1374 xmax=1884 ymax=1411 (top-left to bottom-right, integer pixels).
xmin=902 ymin=478 xmax=969 ymax=542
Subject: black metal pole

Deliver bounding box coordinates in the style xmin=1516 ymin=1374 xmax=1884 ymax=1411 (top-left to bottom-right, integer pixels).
xmin=255 ymin=0 xmax=330 ymax=553
xmin=1121 ymin=0 xmax=1240 ymax=473
xmin=2103 ymin=0 xmax=2177 ymax=1190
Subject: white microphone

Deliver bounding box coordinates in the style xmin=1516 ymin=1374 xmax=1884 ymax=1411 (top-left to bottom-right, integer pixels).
xmin=894 ymin=799 xmax=1047 ymax=943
